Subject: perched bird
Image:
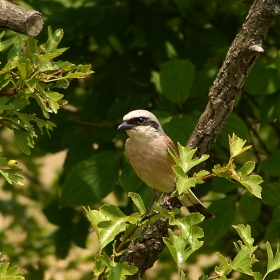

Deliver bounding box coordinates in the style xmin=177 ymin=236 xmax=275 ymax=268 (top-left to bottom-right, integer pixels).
xmin=118 ymin=109 xmax=214 ymax=219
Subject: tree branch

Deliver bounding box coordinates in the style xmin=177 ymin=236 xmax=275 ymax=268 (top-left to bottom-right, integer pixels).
xmin=187 ymin=0 xmax=280 ymax=156
xmin=120 ymin=0 xmax=280 ymax=278
xmin=0 ymin=0 xmax=43 ymax=36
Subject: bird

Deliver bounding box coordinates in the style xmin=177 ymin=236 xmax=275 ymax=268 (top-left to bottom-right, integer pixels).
xmin=118 ymin=109 xmax=214 ymax=219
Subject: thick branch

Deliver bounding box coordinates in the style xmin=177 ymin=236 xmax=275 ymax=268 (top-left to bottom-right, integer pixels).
xmin=120 ymin=0 xmax=280 ymax=278
xmin=187 ymin=0 xmax=280 ymax=156
xmin=0 ymin=0 xmax=43 ymax=36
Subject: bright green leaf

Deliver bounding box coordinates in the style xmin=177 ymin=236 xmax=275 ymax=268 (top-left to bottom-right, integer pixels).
xmin=215 ymin=252 xmax=232 ymax=276
xmin=266 ymin=242 xmax=280 ymax=275
xmin=229 ymin=133 xmax=252 ymax=159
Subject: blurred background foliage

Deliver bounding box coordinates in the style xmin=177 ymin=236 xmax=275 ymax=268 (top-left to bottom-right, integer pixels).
xmin=1 ymin=0 xmax=280 ymax=279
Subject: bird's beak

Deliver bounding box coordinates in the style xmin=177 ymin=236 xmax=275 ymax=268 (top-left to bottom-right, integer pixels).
xmin=118 ymin=121 xmax=134 ymax=131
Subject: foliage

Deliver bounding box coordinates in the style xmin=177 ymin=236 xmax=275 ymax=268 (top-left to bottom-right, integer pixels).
xmin=85 ymin=135 xmax=275 ymax=279
xmin=1 ymin=0 xmax=280 ymax=279
xmin=0 ymin=253 xmax=25 ymax=280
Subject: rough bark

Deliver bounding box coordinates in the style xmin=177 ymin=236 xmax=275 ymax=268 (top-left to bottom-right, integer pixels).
xmin=120 ymin=0 xmax=280 ymax=279
xmin=0 ymin=0 xmax=43 ymax=36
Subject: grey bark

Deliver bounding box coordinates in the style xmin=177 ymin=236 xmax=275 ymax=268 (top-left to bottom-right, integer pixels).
xmin=0 ymin=0 xmax=43 ymax=36
xmin=120 ymin=0 xmax=280 ymax=279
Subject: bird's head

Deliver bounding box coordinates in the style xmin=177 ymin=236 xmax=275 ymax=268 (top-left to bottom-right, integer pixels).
xmin=118 ymin=110 xmax=165 ymax=139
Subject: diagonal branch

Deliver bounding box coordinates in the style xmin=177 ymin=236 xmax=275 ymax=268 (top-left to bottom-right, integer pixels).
xmin=187 ymin=0 xmax=280 ymax=156
xmin=120 ymin=0 xmax=280 ymax=279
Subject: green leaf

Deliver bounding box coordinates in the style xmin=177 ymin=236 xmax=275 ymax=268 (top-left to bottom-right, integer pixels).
xmin=239 ymin=192 xmax=261 ymax=221
xmin=273 ymin=206 xmax=280 ymax=223
xmin=169 ymin=213 xmax=204 ymax=250
xmin=163 ymin=228 xmax=202 ymax=267
xmin=173 ymin=166 xmax=196 ymax=195
xmin=85 ymin=205 xmax=140 ymax=250
xmin=253 ymin=272 xmax=262 ymax=280
xmin=0 ymin=261 xmax=25 ymax=279
xmin=171 ymin=144 xmax=209 ymax=174
xmin=264 ymin=221 xmax=280 ymax=242
xmin=260 ymin=149 xmax=280 ymax=176
xmin=262 ymin=182 xmax=280 ymax=205
xmin=45 ymin=27 xmax=64 ymax=52
xmin=160 ymin=58 xmax=195 ymax=105
xmin=92 ymin=254 xmax=137 ymax=279
xmin=119 ymin=163 xmax=144 ymax=192
xmin=215 ymin=252 xmax=232 ymax=276
xmin=231 ymin=249 xmax=253 ymax=275
xmin=0 ymin=169 xmax=24 ymax=186
xmin=244 ymin=65 xmax=280 ymax=95
xmin=128 ymin=192 xmax=146 ymax=216
xmin=229 ymin=133 xmax=252 ymax=159
xmin=202 ymin=196 xmax=237 ymax=242
xmin=14 ymin=129 xmax=35 ymax=155
xmin=61 ymin=151 xmax=121 ymax=206
xmin=232 ymin=167 xmax=262 ymax=198
xmin=232 ymin=225 xmax=257 ymax=253
xmin=266 ymin=242 xmax=280 ymax=275
xmin=211 ymin=177 xmax=236 ymax=193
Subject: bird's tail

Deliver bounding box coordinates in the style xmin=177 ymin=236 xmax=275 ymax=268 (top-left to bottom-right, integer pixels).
xmin=181 ymin=190 xmax=214 ymax=219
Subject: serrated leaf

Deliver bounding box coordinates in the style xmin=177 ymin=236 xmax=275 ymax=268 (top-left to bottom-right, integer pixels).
xmin=85 ymin=205 xmax=139 ymax=250
xmin=215 ymin=252 xmax=232 ymax=276
xmin=173 ymin=166 xmax=196 ymax=195
xmin=0 ymin=169 xmax=24 ymax=185
xmin=93 ymin=254 xmax=137 ymax=279
xmin=232 ymin=225 xmax=257 ymax=254
xmin=160 ymin=58 xmax=195 ymax=105
xmin=0 ymin=262 xmax=25 ymax=280
xmin=229 ymin=133 xmax=252 ymax=159
xmin=176 ymin=143 xmax=209 ymax=174
xmin=163 ymin=229 xmax=200 ymax=267
xmin=267 ymin=242 xmax=280 ymax=275
xmin=232 ymin=171 xmax=262 ymax=199
xmin=231 ymin=249 xmax=253 ymax=275
xmin=169 ymin=213 xmax=204 ymax=250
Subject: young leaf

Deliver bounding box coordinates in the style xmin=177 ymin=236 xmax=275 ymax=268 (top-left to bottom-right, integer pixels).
xmin=215 ymin=252 xmax=232 ymax=276
xmin=163 ymin=229 xmax=201 ymax=267
xmin=173 ymin=166 xmax=196 ymax=195
xmin=128 ymin=192 xmax=146 ymax=216
xmin=177 ymin=144 xmax=209 ymax=174
xmin=232 ymin=166 xmax=262 ymax=199
xmin=266 ymin=242 xmax=280 ymax=275
xmin=85 ymin=205 xmax=140 ymax=250
xmin=169 ymin=213 xmax=204 ymax=250
xmin=229 ymin=133 xmax=252 ymax=159
xmin=232 ymin=225 xmax=256 ymax=252
xmin=0 ymin=261 xmax=25 ymax=280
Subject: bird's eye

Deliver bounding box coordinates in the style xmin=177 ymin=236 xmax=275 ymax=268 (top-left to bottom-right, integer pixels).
xmin=137 ymin=117 xmax=145 ymax=124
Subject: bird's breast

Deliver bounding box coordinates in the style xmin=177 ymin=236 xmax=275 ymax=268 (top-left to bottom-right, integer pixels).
xmin=125 ymin=136 xmax=175 ymax=193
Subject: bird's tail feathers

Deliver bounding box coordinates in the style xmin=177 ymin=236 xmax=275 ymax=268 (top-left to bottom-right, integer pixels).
xmin=181 ymin=190 xmax=214 ymax=219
